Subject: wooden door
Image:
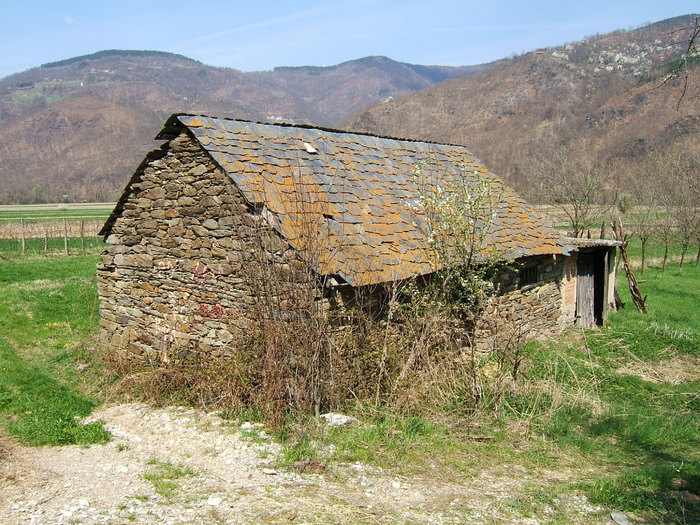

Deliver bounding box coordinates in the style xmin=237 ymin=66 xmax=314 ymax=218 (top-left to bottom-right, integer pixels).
xmin=576 ymin=254 xmax=595 ymax=328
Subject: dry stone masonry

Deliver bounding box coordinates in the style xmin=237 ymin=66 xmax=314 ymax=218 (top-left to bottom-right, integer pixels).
xmin=98 ymin=132 xmax=312 ymax=363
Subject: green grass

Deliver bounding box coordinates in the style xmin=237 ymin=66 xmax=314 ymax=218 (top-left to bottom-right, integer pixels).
xmin=616 ymin=262 xmax=700 ymax=338
xmin=144 ymin=458 xmax=197 ymax=499
xmin=522 ymin=262 xmax=700 ymax=522
xmin=278 ymin=412 xmax=448 ymax=471
xmin=0 ymin=207 xmax=113 ymax=221
xmin=0 ymin=254 xmax=109 ymax=445
xmin=0 ymin=236 xmax=107 ymax=255
xmin=0 ymin=254 xmax=101 ymax=284
xmin=0 ymin=203 xmax=110 ymax=255
xmin=624 ymin=233 xmax=700 ymax=270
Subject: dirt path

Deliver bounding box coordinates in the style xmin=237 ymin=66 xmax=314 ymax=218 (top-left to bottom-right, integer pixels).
xmin=0 ymin=403 xmax=605 ymax=524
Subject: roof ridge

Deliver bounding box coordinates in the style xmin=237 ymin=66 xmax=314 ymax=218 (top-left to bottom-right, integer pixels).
xmin=167 ymin=113 xmax=471 ymax=149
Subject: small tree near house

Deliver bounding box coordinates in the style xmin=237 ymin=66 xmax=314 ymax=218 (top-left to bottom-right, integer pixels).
xmin=410 ymin=160 xmax=504 ymax=325
xmin=396 ymin=160 xmax=532 ymax=408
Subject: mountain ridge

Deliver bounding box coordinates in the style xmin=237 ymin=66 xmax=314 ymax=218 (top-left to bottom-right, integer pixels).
xmin=341 ymin=14 xmax=700 ymax=197
xmin=0 ymin=52 xmax=482 ymax=203
xmin=0 ymin=14 xmax=697 ymax=204
xmin=38 ymin=49 xmax=202 ymax=69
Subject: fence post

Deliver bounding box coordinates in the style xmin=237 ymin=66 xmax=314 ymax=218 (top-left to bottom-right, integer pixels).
xmin=44 ymin=222 xmax=49 ymax=252
xmin=63 ymin=218 xmax=69 ymax=255
xmin=21 ymin=218 xmax=26 ymax=254
xmin=81 ymin=221 xmax=86 ymax=256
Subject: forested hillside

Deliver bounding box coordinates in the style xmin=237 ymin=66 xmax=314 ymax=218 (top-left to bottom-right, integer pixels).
xmin=342 ymin=16 xmax=700 ymax=203
xmin=0 ymin=52 xmax=480 ymax=203
xmin=0 ymin=15 xmax=698 ymax=206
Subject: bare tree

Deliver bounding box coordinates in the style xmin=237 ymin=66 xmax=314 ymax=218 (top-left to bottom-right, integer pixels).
xmin=531 ymin=146 xmax=618 ymax=238
xmin=657 ymin=15 xmax=700 ymax=109
xmin=625 ymin=182 xmax=656 ymax=274
xmin=666 ymin=137 xmax=700 ymax=269
xmin=641 ymin=138 xmax=700 ymax=271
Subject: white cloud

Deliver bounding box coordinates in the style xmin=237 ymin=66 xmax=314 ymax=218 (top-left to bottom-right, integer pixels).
xmin=63 ymin=16 xmax=78 ymax=24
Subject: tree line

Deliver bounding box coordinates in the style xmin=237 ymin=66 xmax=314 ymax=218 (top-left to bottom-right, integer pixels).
xmin=525 ymin=133 xmax=700 ymax=272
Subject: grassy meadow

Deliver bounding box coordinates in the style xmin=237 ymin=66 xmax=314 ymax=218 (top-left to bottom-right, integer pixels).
xmin=0 ymin=207 xmax=698 ymax=523
xmin=0 ymin=202 xmax=115 ymax=220
xmin=0 ymin=254 xmax=109 ymax=445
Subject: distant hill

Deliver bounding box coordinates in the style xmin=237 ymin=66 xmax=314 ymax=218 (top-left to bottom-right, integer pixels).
xmin=0 ymin=51 xmax=483 ymax=203
xmin=1 ymin=15 xmax=698 ymax=205
xmin=341 ymin=15 xmax=700 ymax=198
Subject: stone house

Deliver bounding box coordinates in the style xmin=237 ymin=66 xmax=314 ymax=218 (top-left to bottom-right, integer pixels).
xmin=98 ymin=114 xmax=617 ymax=362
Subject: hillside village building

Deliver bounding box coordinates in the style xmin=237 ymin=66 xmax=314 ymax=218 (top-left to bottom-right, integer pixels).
xmin=97 ymin=114 xmax=618 ymax=362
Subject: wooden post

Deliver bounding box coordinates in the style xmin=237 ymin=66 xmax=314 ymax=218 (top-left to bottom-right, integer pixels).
xmin=63 ymin=218 xmax=69 ymax=256
xmin=81 ymin=221 xmax=86 ymax=256
xmin=21 ymin=218 xmax=26 ymax=254
xmin=612 ymin=219 xmax=647 ymax=314
xmin=44 ymin=222 xmax=49 ymax=252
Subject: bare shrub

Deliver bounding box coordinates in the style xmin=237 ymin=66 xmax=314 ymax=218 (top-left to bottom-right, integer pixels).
xmin=108 ymin=158 xmax=539 ymax=428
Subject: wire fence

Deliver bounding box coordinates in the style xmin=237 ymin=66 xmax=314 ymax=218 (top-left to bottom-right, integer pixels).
xmin=0 ymin=219 xmax=106 ymax=256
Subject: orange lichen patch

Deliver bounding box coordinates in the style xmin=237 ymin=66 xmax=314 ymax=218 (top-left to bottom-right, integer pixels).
xmin=166 ymin=115 xmax=569 ymax=286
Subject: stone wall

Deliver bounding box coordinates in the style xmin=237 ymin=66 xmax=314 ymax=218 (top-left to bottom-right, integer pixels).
xmin=561 ymin=253 xmax=578 ymax=325
xmin=474 ymin=254 xmax=567 ymax=352
xmin=98 ymin=131 xmax=314 ymax=363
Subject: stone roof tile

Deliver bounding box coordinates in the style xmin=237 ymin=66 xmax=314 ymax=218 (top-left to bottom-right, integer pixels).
xmin=155 ymin=114 xmax=568 ymax=286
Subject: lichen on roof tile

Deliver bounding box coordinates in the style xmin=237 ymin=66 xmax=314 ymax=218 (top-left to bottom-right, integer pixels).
xmin=169 ymin=114 xmax=568 ymax=286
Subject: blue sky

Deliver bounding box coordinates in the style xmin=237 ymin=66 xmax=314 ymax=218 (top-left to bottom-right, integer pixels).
xmin=2 ymin=1 xmax=698 ymax=79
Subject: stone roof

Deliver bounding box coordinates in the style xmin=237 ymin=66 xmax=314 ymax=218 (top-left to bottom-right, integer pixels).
xmin=133 ymin=114 xmax=570 ymax=286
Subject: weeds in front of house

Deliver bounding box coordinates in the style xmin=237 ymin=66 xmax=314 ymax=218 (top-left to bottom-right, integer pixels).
xmin=265 ymin=260 xmax=697 ymax=523
xmin=0 ymin=254 xmax=109 ymax=445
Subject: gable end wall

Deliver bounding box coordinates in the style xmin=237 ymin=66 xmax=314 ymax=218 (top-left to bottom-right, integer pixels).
xmin=97 ymin=131 xmax=314 ymax=363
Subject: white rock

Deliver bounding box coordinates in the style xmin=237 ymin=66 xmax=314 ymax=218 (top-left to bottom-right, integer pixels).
xmin=611 ymin=511 xmax=630 ymax=525
xmin=207 ymin=495 xmax=224 ymax=506
xmin=320 ymin=413 xmax=357 ymax=426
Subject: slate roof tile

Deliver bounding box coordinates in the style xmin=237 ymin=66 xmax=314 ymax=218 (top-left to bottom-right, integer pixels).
xmin=151 ymin=114 xmax=569 ymax=286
